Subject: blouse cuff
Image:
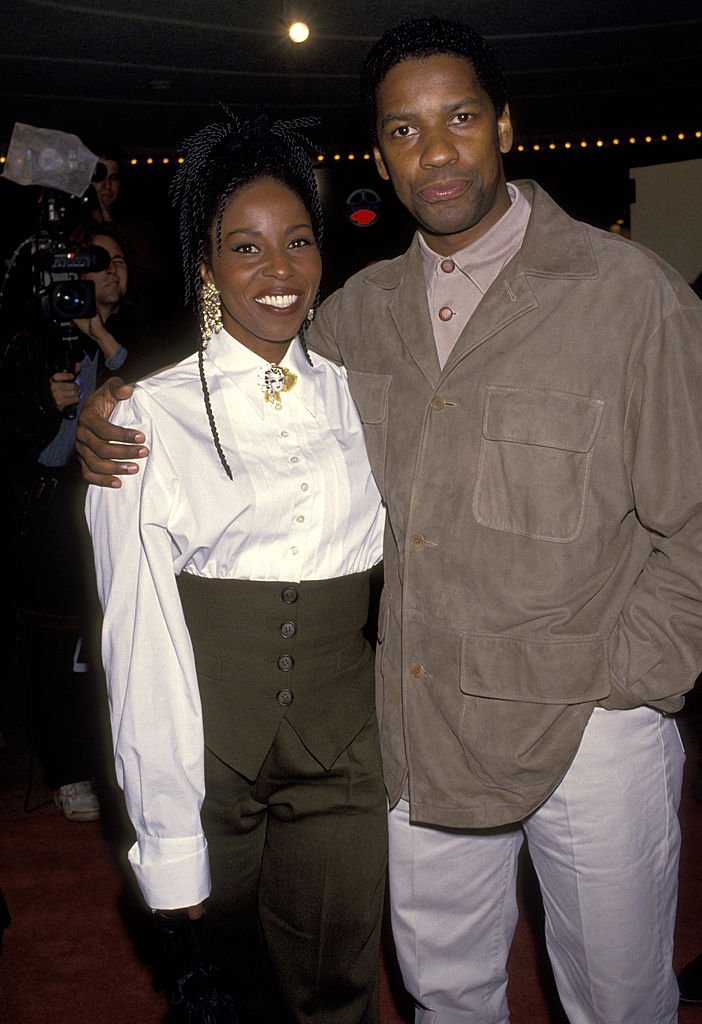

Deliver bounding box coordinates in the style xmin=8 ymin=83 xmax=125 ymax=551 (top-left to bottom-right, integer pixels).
xmin=128 ymin=833 xmax=211 ymax=910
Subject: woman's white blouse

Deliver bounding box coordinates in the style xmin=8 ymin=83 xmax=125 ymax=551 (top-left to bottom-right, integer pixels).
xmin=85 ymin=331 xmax=385 ymax=909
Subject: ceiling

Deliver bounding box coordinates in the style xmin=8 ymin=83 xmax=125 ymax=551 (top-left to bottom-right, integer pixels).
xmin=1 ymin=0 xmax=701 ymax=157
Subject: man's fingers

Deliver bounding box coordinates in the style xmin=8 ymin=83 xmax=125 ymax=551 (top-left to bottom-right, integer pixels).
xmin=77 ymin=451 xmax=141 ymax=487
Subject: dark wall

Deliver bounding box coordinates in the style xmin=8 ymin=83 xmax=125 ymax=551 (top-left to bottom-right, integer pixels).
xmin=2 ymin=141 xmax=698 ymax=328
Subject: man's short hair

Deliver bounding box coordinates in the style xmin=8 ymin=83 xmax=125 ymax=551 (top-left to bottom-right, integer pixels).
xmin=359 ymin=17 xmax=508 ymax=143
xmin=70 ymin=220 xmax=127 ymax=253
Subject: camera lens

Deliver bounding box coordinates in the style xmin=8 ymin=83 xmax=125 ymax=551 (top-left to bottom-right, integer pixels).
xmin=53 ymin=283 xmax=86 ymax=316
xmin=48 ymin=281 xmax=96 ymax=320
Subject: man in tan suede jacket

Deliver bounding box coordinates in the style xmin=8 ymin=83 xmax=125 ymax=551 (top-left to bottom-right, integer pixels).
xmin=77 ymin=16 xmax=702 ymax=1024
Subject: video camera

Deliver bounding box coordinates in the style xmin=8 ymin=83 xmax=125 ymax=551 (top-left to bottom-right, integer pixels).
xmin=32 ymin=188 xmax=110 ymax=323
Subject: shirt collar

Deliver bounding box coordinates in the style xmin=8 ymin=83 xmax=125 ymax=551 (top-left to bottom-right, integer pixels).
xmin=206 ymin=329 xmax=318 ymax=420
xmin=419 ymin=182 xmax=531 ymax=293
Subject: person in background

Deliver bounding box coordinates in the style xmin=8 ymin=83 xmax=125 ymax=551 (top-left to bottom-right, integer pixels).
xmin=76 ymin=17 xmax=702 ymax=1024
xmin=85 ymin=140 xmax=179 ymax=328
xmin=88 ymin=146 xmax=124 ymax=225
xmin=85 ymin=113 xmax=387 ymax=1023
xmin=11 ymin=222 xmax=135 ymax=822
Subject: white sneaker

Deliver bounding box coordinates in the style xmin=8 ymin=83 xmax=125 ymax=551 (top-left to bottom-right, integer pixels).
xmin=53 ymin=781 xmax=100 ymax=822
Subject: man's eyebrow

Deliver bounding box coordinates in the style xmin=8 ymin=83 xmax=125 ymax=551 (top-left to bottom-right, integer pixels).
xmin=380 ymin=95 xmax=482 ymax=129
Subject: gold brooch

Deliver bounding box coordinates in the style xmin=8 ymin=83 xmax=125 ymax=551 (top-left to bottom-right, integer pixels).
xmin=257 ymin=364 xmax=298 ymax=410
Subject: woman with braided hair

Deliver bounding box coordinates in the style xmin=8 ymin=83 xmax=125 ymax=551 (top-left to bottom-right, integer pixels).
xmin=85 ymin=113 xmax=387 ymax=1023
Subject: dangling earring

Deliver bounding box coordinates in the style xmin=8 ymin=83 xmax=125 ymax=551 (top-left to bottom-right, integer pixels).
xmin=201 ymin=279 xmax=223 ymax=346
xmin=306 ymin=306 xmax=315 ymax=324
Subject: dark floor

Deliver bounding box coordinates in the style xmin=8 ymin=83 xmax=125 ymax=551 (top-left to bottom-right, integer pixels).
xmin=1 ymin=638 xmax=701 ymax=1024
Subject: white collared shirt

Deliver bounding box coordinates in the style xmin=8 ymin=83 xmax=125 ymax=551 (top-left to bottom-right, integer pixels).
xmin=86 ymin=329 xmax=385 ymax=908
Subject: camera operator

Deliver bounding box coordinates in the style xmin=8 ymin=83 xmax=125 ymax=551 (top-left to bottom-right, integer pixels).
xmin=44 ymin=225 xmax=129 ymax=433
xmin=11 ymin=221 xmax=144 ymax=822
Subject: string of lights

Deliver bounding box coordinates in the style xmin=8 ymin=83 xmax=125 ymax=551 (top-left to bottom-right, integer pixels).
xmin=0 ymin=129 xmax=698 ymax=168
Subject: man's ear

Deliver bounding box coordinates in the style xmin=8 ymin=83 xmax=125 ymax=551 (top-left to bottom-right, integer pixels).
xmin=373 ymin=144 xmax=390 ymax=182
xmin=498 ymin=104 xmax=513 ymax=155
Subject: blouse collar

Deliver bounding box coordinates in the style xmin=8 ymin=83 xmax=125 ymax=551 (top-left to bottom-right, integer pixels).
xmin=206 ymin=329 xmax=318 ymax=419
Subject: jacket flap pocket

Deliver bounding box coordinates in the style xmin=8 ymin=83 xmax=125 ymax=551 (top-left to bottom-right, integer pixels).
xmin=460 ymin=634 xmax=610 ymax=704
xmin=346 ymin=369 xmax=392 ymax=424
xmin=483 ymin=386 xmax=604 ymax=452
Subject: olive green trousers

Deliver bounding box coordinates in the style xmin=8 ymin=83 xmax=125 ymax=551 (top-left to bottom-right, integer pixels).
xmin=178 ymin=571 xmax=388 ymax=1024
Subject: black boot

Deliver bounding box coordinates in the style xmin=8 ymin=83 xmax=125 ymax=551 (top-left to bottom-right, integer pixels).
xmin=678 ymin=952 xmax=702 ymax=1004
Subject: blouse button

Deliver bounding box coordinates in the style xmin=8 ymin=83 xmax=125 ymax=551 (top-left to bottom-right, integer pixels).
xmin=300 ymin=483 xmax=309 ymax=492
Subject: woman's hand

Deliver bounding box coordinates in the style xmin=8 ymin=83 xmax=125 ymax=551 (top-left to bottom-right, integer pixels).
xmin=76 ymin=377 xmax=148 ymax=486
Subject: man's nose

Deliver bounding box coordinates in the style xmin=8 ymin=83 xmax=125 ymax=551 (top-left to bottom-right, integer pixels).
xmin=420 ymin=127 xmax=459 ymax=167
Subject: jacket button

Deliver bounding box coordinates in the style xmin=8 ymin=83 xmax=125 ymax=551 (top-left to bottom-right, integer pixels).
xmin=277 ymin=653 xmax=294 ymax=672
xmin=277 ymin=688 xmax=294 ymax=706
xmin=409 ymin=663 xmax=425 ymax=678
xmin=280 ymin=620 xmax=297 ymax=639
xmin=440 ymin=258 xmax=455 ymax=274
xmin=431 ymin=395 xmax=446 ymax=411
xmin=410 ymin=533 xmax=425 ymax=548
xmin=281 ymin=586 xmax=298 ymax=604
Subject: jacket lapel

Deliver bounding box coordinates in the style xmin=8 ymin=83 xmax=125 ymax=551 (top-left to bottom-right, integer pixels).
xmin=443 ymin=180 xmax=599 ymax=374
xmin=370 ymin=239 xmax=442 ymax=385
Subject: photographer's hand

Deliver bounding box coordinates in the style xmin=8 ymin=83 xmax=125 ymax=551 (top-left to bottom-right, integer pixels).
xmin=76 ymin=377 xmax=148 ymax=487
xmin=73 ymin=314 xmax=121 ymax=362
xmin=50 ymin=366 xmax=80 ymax=414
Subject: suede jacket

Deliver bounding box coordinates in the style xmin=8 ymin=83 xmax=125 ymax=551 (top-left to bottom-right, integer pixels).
xmin=309 ymin=180 xmax=702 ymax=828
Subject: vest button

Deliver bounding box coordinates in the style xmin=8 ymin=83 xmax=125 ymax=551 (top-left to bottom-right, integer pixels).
xmin=277 ymin=653 xmax=294 ymax=672
xmin=280 ymin=621 xmax=297 ymax=639
xmin=277 ymin=688 xmax=294 ymax=706
xmin=281 ymin=586 xmax=298 ymax=604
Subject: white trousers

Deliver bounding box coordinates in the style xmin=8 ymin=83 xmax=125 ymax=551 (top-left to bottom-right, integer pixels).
xmin=388 ymin=707 xmax=685 ymax=1024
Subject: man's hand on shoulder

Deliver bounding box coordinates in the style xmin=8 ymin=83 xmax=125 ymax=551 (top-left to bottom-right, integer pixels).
xmin=76 ymin=377 xmax=148 ymax=487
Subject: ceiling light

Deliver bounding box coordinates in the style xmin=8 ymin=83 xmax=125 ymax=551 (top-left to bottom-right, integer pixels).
xmin=289 ymin=21 xmax=310 ymax=43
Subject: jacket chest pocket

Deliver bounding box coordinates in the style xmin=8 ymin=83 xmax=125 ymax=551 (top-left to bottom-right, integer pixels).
xmin=473 ymin=385 xmax=604 ymax=542
xmin=346 ymin=369 xmax=392 ymax=494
